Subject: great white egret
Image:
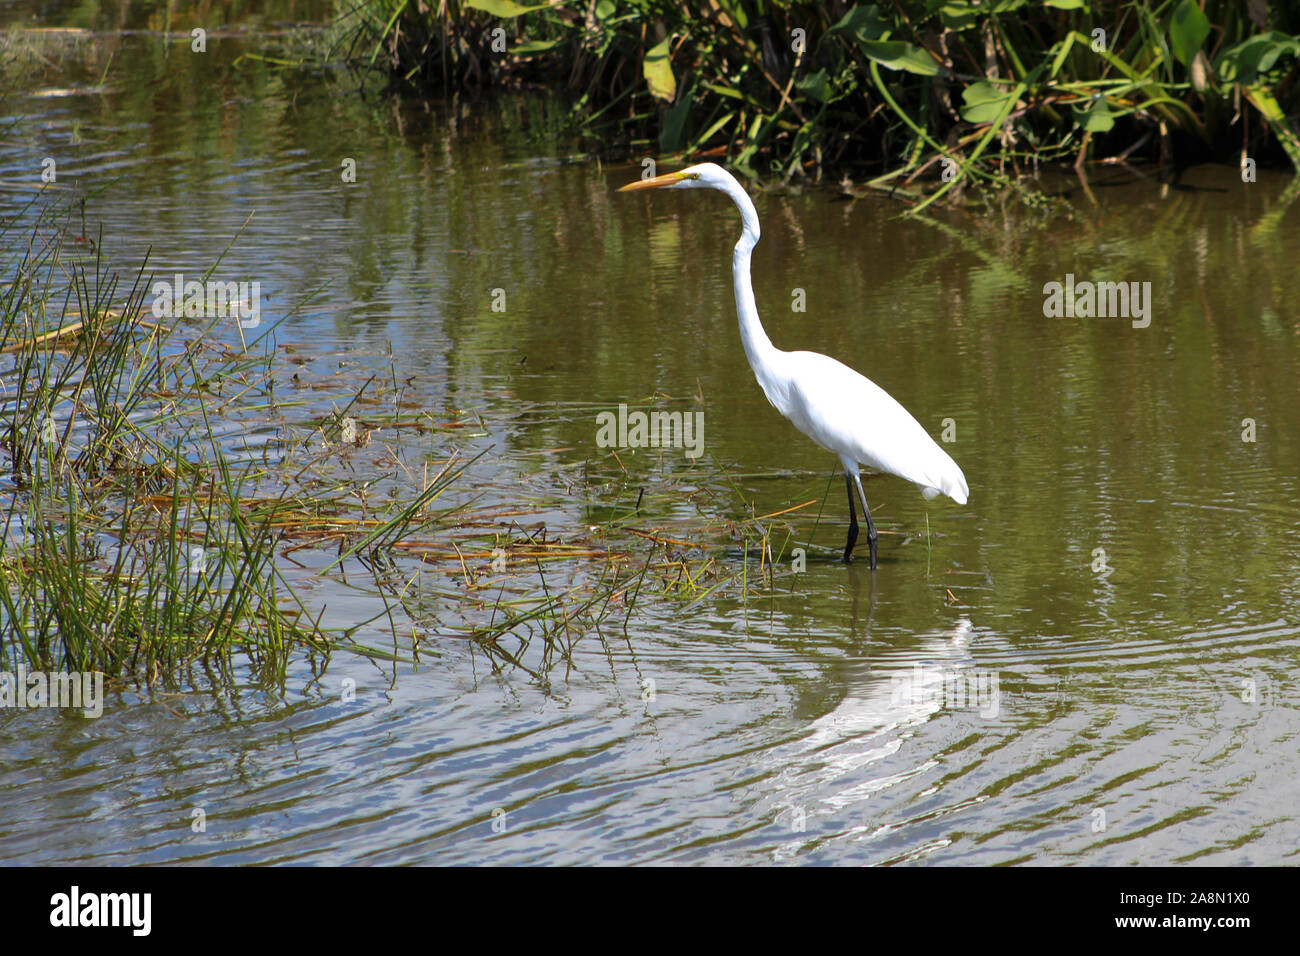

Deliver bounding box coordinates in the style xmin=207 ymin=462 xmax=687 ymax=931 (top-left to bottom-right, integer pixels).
xmin=619 ymin=163 xmax=968 ymax=569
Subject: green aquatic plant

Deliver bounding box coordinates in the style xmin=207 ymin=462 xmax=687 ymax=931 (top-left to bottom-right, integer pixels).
xmin=339 ymin=0 xmax=1300 ymax=200
xmin=0 ymin=195 xmax=327 ymax=683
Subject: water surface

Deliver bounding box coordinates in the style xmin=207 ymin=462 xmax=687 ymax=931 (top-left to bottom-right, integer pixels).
xmin=1 ymin=11 xmax=1299 ymax=865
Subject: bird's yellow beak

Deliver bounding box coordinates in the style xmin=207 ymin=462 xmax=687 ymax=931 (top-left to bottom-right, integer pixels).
xmin=618 ymin=170 xmax=694 ymax=192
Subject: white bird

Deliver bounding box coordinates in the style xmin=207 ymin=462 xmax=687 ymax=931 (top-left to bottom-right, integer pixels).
xmin=619 ymin=163 xmax=968 ymax=569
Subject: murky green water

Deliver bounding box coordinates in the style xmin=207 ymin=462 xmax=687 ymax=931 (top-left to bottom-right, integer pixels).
xmin=2 ymin=7 xmax=1299 ymax=864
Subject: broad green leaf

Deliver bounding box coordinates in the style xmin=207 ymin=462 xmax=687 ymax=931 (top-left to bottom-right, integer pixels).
xmin=938 ymin=3 xmax=980 ymax=30
xmin=643 ymin=38 xmax=676 ymax=101
xmin=1217 ymin=33 xmax=1300 ymax=84
xmin=1072 ymin=95 xmax=1114 ymax=133
xmin=1044 ymin=0 xmax=1085 ymax=8
xmin=1255 ymin=41 xmax=1296 ymax=74
xmin=795 ymin=69 xmax=830 ymax=103
xmin=826 ymin=4 xmax=888 ymax=42
xmin=960 ymin=80 xmax=1017 ymax=123
xmin=465 ymin=0 xmax=545 ymax=17
xmin=595 ymin=0 xmax=615 ymax=20
xmin=1169 ymin=0 xmax=1210 ymax=66
xmin=858 ymin=40 xmax=942 ymax=76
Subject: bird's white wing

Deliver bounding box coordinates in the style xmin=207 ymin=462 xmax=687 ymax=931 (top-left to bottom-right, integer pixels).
xmin=768 ymin=350 xmax=969 ymax=504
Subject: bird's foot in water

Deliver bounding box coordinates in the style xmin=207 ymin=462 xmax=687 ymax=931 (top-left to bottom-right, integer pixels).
xmin=842 ymin=547 xmax=879 ymax=569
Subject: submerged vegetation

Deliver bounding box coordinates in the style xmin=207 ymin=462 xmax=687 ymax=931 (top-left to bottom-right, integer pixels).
xmin=340 ymin=0 xmax=1300 ymax=201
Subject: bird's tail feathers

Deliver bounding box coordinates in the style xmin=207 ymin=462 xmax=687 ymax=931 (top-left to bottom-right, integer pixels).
xmin=921 ymin=467 xmax=969 ymax=505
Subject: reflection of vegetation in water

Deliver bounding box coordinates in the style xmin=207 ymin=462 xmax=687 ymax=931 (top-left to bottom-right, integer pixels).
xmin=339 ymin=0 xmax=1300 ymax=199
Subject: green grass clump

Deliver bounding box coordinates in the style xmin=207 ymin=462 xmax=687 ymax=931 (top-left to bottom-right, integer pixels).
xmin=0 ymin=195 xmax=326 ymax=683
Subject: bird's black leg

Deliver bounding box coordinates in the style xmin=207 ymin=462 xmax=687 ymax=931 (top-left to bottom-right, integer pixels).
xmin=852 ymin=474 xmax=878 ymax=570
xmin=843 ymin=474 xmax=858 ymax=563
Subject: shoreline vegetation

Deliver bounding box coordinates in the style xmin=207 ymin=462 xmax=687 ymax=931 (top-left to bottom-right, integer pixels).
xmin=339 ymin=0 xmax=1300 ymax=206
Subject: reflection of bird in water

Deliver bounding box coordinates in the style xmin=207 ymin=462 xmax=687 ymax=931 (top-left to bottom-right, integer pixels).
xmin=758 ymin=617 xmax=985 ymax=848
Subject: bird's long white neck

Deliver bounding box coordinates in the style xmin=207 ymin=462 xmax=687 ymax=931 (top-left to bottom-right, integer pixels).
xmin=722 ymin=179 xmax=780 ymax=384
